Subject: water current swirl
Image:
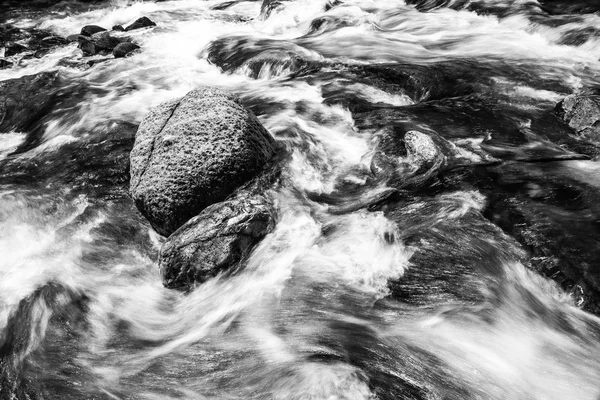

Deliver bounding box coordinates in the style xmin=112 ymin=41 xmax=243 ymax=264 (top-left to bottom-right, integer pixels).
xmin=2 ymin=0 xmax=600 ymax=398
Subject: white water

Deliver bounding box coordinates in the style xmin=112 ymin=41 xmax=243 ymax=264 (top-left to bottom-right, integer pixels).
xmin=2 ymin=0 xmax=600 ymax=399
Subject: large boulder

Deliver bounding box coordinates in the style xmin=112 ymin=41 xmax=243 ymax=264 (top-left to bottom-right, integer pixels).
xmin=555 ymin=94 xmax=600 ymax=140
xmin=130 ymin=87 xmax=277 ymax=236
xmin=159 ymin=193 xmax=276 ymax=290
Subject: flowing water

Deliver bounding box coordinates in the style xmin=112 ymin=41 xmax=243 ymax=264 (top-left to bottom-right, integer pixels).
xmin=2 ymin=0 xmax=600 ymax=398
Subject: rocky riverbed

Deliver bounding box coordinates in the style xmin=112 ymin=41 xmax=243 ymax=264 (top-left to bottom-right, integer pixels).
xmin=2 ymin=0 xmax=600 ymax=399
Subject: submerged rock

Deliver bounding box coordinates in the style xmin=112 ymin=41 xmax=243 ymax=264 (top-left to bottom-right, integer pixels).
xmin=130 ymin=87 xmax=277 ymax=237
xmin=80 ymin=25 xmax=106 ymax=37
xmin=555 ymin=94 xmax=600 ymax=140
xmin=125 ymin=16 xmax=156 ymax=31
xmin=160 ymin=194 xmax=276 ymax=290
xmin=4 ymin=42 xmax=28 ymax=57
xmin=0 ymin=71 xmax=59 ymax=133
xmin=0 ymin=59 xmax=13 ymax=69
xmin=113 ymin=42 xmax=139 ymax=58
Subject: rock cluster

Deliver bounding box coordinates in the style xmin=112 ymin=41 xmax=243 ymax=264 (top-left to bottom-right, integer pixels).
xmin=74 ymin=17 xmax=155 ymax=58
xmin=0 ymin=16 xmax=155 ymax=69
xmin=130 ymin=87 xmax=280 ymax=290
xmin=0 ymin=25 xmax=70 ymax=68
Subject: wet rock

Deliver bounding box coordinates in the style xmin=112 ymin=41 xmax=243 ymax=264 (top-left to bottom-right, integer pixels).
xmin=383 ymin=190 xmax=524 ymax=307
xmin=112 ymin=24 xmax=125 ymax=32
xmin=160 ymin=194 xmax=276 ymax=290
xmin=555 ymin=94 xmax=600 ymax=140
xmin=0 ymin=120 xmax=136 ymax=196
xmin=78 ymin=32 xmax=122 ymax=56
xmin=479 ymin=161 xmax=600 ymax=315
xmin=260 ymin=0 xmax=286 ymax=19
xmin=404 ymin=130 xmax=443 ymax=169
xmin=125 ymin=16 xmax=156 ymax=31
xmin=210 ymin=0 xmax=240 ymax=10
xmin=113 ymin=42 xmax=139 ymax=58
xmin=80 ymin=25 xmax=106 ymax=37
xmin=130 ymin=87 xmax=277 ymax=237
xmin=538 ymin=0 xmax=600 ymax=15
xmin=558 ymin=27 xmax=600 ymax=46
xmin=0 ymin=59 xmax=13 ymax=69
xmin=0 ymin=71 xmax=59 ymax=133
xmin=77 ymin=36 xmax=96 ymax=55
xmin=4 ymin=42 xmax=28 ymax=56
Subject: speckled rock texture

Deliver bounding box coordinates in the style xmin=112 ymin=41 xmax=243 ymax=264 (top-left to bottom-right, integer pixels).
xmin=555 ymin=94 xmax=600 ymax=140
xmin=130 ymin=87 xmax=277 ymax=237
xmin=159 ymin=193 xmax=276 ymax=290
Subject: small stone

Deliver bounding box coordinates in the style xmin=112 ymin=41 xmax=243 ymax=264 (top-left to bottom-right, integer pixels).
xmin=125 ymin=16 xmax=157 ymax=31
xmin=0 ymin=59 xmax=13 ymax=69
xmin=77 ymin=36 xmax=96 ymax=56
xmin=93 ymin=32 xmax=121 ymax=52
xmin=5 ymin=42 xmax=28 ymax=57
xmin=80 ymin=25 xmax=107 ymax=37
xmin=113 ymin=42 xmax=140 ymax=58
xmin=112 ymin=25 xmax=125 ymax=32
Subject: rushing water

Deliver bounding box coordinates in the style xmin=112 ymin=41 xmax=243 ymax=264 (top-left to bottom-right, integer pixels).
xmin=2 ymin=0 xmax=600 ymax=399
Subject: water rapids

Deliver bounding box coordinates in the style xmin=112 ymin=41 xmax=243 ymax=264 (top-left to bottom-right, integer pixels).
xmin=2 ymin=0 xmax=600 ymax=399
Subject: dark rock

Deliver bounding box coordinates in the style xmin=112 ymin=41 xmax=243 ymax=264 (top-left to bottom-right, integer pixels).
xmin=113 ymin=41 xmax=139 ymax=58
xmin=538 ymin=0 xmax=600 ymax=15
xmin=210 ymin=0 xmax=240 ymax=10
xmin=124 ymin=16 xmax=156 ymax=31
xmin=67 ymin=34 xmax=81 ymax=42
xmin=558 ymin=27 xmax=600 ymax=46
xmin=0 ymin=59 xmax=13 ymax=69
xmin=0 ymin=120 xmax=136 ymax=196
xmin=77 ymin=35 xmax=97 ymax=55
xmin=478 ymin=161 xmax=600 ymax=315
xmin=555 ymin=94 xmax=600 ymax=140
xmin=260 ymin=0 xmax=286 ymax=19
xmin=80 ymin=25 xmax=107 ymax=37
xmin=4 ymin=42 xmax=28 ymax=56
xmin=112 ymin=24 xmax=125 ymax=32
xmin=0 ymin=71 xmax=59 ymax=133
xmin=40 ymin=35 xmax=69 ymax=47
xmin=0 ymin=24 xmax=22 ymax=45
xmin=160 ymin=194 xmax=276 ymax=290
xmin=130 ymin=87 xmax=277 ymax=237
xmin=78 ymin=32 xmax=122 ymax=56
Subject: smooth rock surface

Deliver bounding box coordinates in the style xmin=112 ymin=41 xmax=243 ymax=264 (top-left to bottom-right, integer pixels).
xmin=113 ymin=42 xmax=139 ymax=58
xmin=80 ymin=25 xmax=106 ymax=36
xmin=159 ymin=194 xmax=276 ymax=290
xmin=125 ymin=16 xmax=156 ymax=31
xmin=130 ymin=87 xmax=277 ymax=236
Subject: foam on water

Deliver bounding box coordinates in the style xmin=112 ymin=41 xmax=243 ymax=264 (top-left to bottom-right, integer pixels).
xmin=2 ymin=0 xmax=600 ymax=398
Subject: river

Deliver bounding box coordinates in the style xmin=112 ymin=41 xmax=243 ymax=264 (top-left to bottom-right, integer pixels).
xmin=2 ymin=0 xmax=600 ymax=399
